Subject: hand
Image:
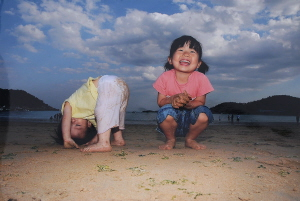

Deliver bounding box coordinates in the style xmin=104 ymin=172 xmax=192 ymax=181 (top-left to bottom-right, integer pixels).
xmin=183 ymin=101 xmax=195 ymax=109
xmin=64 ymin=139 xmax=79 ymax=149
xmin=171 ymin=90 xmax=191 ymax=108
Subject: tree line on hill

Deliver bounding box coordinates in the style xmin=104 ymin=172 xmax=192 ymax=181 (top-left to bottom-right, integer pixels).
xmin=0 ymin=88 xmax=299 ymax=115
xmin=0 ymin=88 xmax=58 ymax=111
xmin=210 ymin=95 xmax=300 ymax=116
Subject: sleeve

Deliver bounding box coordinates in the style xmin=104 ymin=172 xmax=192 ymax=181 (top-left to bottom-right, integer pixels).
xmin=153 ymin=73 xmax=167 ymax=95
xmin=61 ymin=89 xmax=79 ymax=116
xmin=197 ymin=74 xmax=214 ymax=97
xmin=61 ymin=95 xmax=76 ymax=115
xmin=61 ymin=101 xmax=68 ymax=114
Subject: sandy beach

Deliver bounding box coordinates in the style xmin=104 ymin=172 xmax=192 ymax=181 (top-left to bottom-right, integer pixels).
xmin=0 ymin=121 xmax=299 ymax=201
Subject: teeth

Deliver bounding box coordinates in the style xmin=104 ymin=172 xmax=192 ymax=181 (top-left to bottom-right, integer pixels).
xmin=180 ymin=60 xmax=190 ymax=63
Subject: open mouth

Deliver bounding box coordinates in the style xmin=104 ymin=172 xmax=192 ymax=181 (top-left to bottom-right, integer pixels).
xmin=180 ymin=59 xmax=190 ymax=65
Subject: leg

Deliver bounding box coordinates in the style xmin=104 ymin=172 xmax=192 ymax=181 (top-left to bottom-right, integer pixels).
xmin=81 ymin=129 xmax=112 ymax=152
xmin=111 ymin=127 xmax=126 ymax=146
xmin=92 ymin=75 xmax=129 ymax=151
xmin=185 ymin=113 xmax=208 ymax=150
xmin=158 ymin=115 xmax=177 ymax=150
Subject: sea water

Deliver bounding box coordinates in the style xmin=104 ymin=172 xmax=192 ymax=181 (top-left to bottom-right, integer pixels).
xmin=0 ymin=111 xmax=298 ymax=125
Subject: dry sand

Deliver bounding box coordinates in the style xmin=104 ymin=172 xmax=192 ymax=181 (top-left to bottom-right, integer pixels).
xmin=0 ymin=121 xmax=299 ymax=201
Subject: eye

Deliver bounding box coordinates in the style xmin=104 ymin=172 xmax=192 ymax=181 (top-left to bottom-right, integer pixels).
xmin=190 ymin=50 xmax=196 ymax=53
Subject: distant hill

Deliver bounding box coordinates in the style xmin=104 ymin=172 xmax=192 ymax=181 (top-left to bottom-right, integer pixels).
xmin=0 ymin=88 xmax=58 ymax=111
xmin=211 ymin=95 xmax=300 ymax=115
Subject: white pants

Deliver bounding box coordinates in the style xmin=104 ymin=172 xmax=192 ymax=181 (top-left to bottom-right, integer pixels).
xmin=95 ymin=75 xmax=129 ymax=134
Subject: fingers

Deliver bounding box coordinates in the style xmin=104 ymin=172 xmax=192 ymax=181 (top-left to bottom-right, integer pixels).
xmin=174 ymin=99 xmax=185 ymax=107
xmin=178 ymin=92 xmax=190 ymax=105
xmin=172 ymin=103 xmax=180 ymax=109
xmin=74 ymin=143 xmax=79 ymax=149
xmin=172 ymin=97 xmax=188 ymax=108
xmin=64 ymin=140 xmax=79 ymax=149
xmin=171 ymin=91 xmax=192 ymax=108
xmin=183 ymin=90 xmax=192 ymax=100
xmin=171 ymin=99 xmax=180 ymax=108
xmin=70 ymin=140 xmax=79 ymax=149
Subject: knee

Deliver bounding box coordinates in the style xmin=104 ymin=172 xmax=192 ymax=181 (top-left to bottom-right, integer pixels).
xmin=197 ymin=113 xmax=209 ymax=124
xmin=164 ymin=115 xmax=176 ymax=123
xmin=160 ymin=115 xmax=177 ymax=127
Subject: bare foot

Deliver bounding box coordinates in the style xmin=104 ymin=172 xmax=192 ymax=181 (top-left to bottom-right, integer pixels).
xmin=159 ymin=139 xmax=176 ymax=150
xmin=185 ymin=139 xmax=206 ymax=150
xmin=111 ymin=140 xmax=126 ymax=146
xmin=80 ymin=144 xmax=112 ymax=152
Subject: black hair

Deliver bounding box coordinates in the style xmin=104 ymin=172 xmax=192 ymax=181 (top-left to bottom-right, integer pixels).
xmin=52 ymin=121 xmax=97 ymax=145
xmin=164 ymin=35 xmax=209 ymax=74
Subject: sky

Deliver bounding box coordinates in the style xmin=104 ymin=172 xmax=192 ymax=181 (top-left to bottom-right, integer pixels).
xmin=0 ymin=0 xmax=299 ymax=112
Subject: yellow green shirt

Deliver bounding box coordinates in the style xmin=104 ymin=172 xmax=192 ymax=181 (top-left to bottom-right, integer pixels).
xmin=61 ymin=77 xmax=101 ymax=127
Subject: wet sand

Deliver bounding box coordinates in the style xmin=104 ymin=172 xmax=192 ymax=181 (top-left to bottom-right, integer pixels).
xmin=0 ymin=121 xmax=299 ymax=201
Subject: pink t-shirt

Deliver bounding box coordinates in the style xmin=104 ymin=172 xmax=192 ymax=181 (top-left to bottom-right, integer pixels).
xmin=153 ymin=69 xmax=214 ymax=99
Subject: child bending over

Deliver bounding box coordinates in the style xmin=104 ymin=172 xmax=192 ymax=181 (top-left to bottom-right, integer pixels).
xmin=53 ymin=75 xmax=129 ymax=152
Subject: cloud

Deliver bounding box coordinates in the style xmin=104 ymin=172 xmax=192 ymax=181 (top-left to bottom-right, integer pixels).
xmin=11 ymin=24 xmax=45 ymax=52
xmin=12 ymin=1 xmax=300 ymax=68
xmin=4 ymin=10 xmax=15 ymax=15
xmin=141 ymin=66 xmax=164 ymax=81
xmin=82 ymin=60 xmax=110 ymax=70
xmin=48 ymin=23 xmax=84 ymax=50
xmin=173 ymin=0 xmax=196 ymax=4
xmin=59 ymin=67 xmax=86 ymax=74
xmin=38 ymin=66 xmax=51 ymax=73
xmin=265 ymin=0 xmax=300 ymax=17
xmin=85 ymin=0 xmax=101 ymax=12
xmin=10 ymin=54 xmax=28 ymax=63
xmin=63 ymin=52 xmax=81 ymax=59
xmin=6 ymin=0 xmax=300 ymax=110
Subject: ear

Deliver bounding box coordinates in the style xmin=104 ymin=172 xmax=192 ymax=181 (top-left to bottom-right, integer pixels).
xmin=87 ymin=121 xmax=92 ymax=127
xmin=196 ymin=61 xmax=202 ymax=69
xmin=168 ymin=57 xmax=172 ymax=65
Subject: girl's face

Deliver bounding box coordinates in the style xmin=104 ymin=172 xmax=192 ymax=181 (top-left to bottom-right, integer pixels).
xmin=70 ymin=118 xmax=91 ymax=139
xmin=168 ymin=42 xmax=202 ymax=73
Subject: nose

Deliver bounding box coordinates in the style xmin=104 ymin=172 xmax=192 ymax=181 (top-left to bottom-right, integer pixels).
xmin=183 ymin=51 xmax=190 ymax=57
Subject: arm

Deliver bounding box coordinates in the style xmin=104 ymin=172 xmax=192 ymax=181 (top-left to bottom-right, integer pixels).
xmin=61 ymin=102 xmax=79 ymax=148
xmin=184 ymin=94 xmax=206 ymax=110
xmin=157 ymin=90 xmax=191 ymax=108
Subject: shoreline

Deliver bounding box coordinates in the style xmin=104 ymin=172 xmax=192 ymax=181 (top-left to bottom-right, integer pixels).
xmin=0 ymin=118 xmax=299 ymax=125
xmin=1 ymin=121 xmax=299 ymax=201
